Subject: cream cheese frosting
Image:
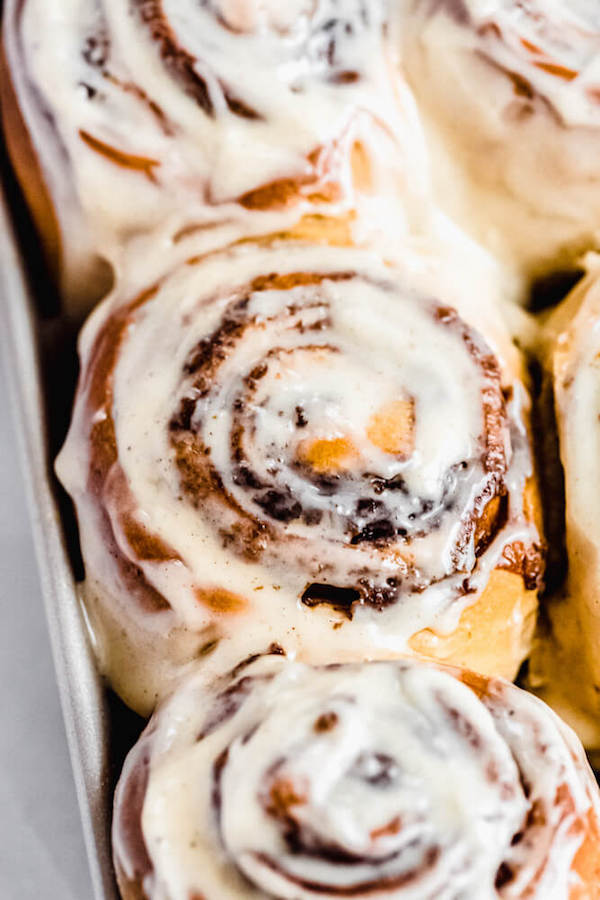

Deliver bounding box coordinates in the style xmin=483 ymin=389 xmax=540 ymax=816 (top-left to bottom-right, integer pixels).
xmin=400 ymin=0 xmax=600 ymax=279
xmin=56 ymin=239 xmax=541 ymax=714
xmin=4 ymin=0 xmax=431 ymax=308
xmin=113 ymin=654 xmax=600 ymax=899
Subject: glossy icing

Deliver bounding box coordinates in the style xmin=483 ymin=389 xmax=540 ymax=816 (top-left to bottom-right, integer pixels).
xmin=4 ymin=0 xmax=431 ymax=305
xmin=56 ymin=239 xmax=541 ymax=714
xmin=113 ymin=655 xmax=600 ymax=899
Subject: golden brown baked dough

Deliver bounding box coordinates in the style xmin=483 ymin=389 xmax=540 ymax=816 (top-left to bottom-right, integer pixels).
xmin=529 ymin=259 xmax=600 ymax=749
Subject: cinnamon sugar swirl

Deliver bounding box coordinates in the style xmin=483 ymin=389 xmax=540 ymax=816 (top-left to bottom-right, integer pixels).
xmin=400 ymin=1 xmax=600 ymax=281
xmin=113 ymin=653 xmax=600 ymax=900
xmin=56 ymin=240 xmax=542 ymax=714
xmin=2 ymin=0 xmax=427 ymax=309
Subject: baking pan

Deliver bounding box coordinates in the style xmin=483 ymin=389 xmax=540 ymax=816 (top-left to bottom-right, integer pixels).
xmin=0 ymin=171 xmax=127 ymax=897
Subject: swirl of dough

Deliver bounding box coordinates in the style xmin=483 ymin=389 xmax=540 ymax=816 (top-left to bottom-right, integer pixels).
xmin=56 ymin=239 xmax=542 ymax=714
xmin=400 ymin=0 xmax=600 ymax=278
xmin=2 ymin=0 xmax=427 ymax=307
xmin=112 ymin=653 xmax=600 ymax=900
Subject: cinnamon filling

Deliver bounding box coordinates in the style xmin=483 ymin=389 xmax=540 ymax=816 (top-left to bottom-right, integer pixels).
xmin=81 ymin=264 xmax=537 ymax=620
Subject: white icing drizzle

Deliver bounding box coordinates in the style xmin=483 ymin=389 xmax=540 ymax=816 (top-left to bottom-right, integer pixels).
xmin=56 ymin=240 xmax=539 ymax=715
xmin=112 ymin=655 xmax=600 ymax=900
xmin=400 ymin=0 xmax=600 ymax=276
xmin=4 ymin=0 xmax=430 ymax=306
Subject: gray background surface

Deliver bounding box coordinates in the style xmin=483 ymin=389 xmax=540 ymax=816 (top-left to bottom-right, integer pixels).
xmin=0 ymin=344 xmax=92 ymax=899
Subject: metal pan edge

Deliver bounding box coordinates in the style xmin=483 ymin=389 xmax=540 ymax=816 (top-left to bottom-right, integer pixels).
xmin=0 ymin=185 xmax=118 ymax=900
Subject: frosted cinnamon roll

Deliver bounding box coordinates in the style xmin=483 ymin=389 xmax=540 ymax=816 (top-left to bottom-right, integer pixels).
xmin=113 ymin=653 xmax=600 ymax=900
xmin=529 ymin=259 xmax=600 ymax=749
xmin=56 ymin=239 xmax=542 ymax=715
xmin=400 ymin=1 xmax=600 ymax=281
xmin=2 ymin=0 xmax=426 ymax=309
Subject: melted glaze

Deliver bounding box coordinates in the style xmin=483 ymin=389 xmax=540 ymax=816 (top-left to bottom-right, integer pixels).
xmin=112 ymin=655 xmax=600 ymax=899
xmin=400 ymin=0 xmax=600 ymax=277
xmin=5 ymin=0 xmax=429 ymax=307
xmin=56 ymin=239 xmax=541 ymax=714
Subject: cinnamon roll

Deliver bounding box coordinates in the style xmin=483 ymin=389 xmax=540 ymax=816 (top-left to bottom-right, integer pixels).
xmin=56 ymin=239 xmax=543 ymax=715
xmin=400 ymin=1 xmax=600 ymax=281
xmin=529 ymin=258 xmax=600 ymax=749
xmin=2 ymin=0 xmax=426 ymax=309
xmin=113 ymin=653 xmax=600 ymax=900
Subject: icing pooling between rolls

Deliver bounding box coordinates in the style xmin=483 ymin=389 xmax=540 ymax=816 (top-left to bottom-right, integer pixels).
xmin=6 ymin=0 xmax=429 ymax=303
xmin=112 ymin=656 xmax=599 ymax=899
xmin=56 ymin=240 xmax=541 ymax=712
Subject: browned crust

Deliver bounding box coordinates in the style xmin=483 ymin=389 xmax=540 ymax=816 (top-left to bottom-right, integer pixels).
xmin=409 ymin=567 xmax=538 ymax=682
xmin=239 ymin=149 xmax=343 ymax=211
